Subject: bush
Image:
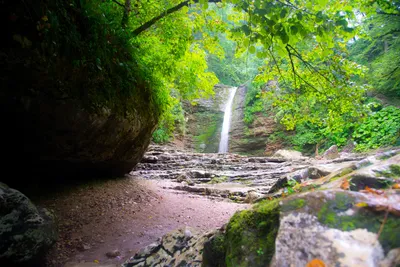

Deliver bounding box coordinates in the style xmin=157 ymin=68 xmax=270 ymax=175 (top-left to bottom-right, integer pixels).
xmin=353 ymin=106 xmax=400 ymax=151
xmin=152 ymin=128 xmax=170 ymax=144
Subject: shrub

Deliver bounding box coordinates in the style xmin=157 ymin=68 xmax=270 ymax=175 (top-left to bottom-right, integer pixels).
xmin=353 ymin=106 xmax=400 ymax=151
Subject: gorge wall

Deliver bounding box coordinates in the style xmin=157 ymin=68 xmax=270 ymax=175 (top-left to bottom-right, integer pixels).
xmin=180 ymin=84 xmax=229 ymax=153
xmin=230 ymin=85 xmax=273 ymax=156
xmin=178 ymin=84 xmax=273 ymax=156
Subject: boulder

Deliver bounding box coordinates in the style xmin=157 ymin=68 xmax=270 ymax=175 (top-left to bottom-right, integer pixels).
xmin=0 ymin=0 xmax=158 ymax=182
xmin=323 ymin=145 xmax=340 ymax=160
xmin=0 ymin=183 xmax=57 ymax=265
xmin=1 ymin=97 xmax=157 ymax=181
xmin=273 ymin=149 xmax=303 ymax=160
xmin=176 ymin=173 xmax=195 ymax=186
xmin=199 ymin=190 xmax=400 ymax=267
xmin=272 ymin=190 xmax=400 ymax=267
xmin=123 ymin=227 xmax=214 ymax=267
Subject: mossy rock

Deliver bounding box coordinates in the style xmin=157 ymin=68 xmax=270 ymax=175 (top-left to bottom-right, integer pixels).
xmin=224 ymin=200 xmax=280 ymax=267
xmin=215 ymin=190 xmax=400 ymax=267
xmin=274 ymin=190 xmax=400 ymax=266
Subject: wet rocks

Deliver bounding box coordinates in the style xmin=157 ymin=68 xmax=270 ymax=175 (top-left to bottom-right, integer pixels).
xmin=133 ymin=146 xmax=399 ymax=202
xmin=126 ymin=146 xmax=400 ymax=266
xmin=123 ymin=227 xmax=214 ymax=267
xmin=273 ymin=190 xmax=400 ymax=267
xmin=131 ymin=146 xmax=301 ymax=200
xmin=323 ymin=145 xmax=340 ymax=160
xmin=273 ymin=149 xmax=304 ymax=160
xmin=0 ymin=183 xmax=57 ymax=265
xmin=192 ymin=190 xmax=400 ymax=267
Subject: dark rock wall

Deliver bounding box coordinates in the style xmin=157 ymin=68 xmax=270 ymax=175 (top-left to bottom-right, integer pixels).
xmin=0 ymin=0 xmax=158 ymax=184
xmin=1 ymin=96 xmax=157 ymax=182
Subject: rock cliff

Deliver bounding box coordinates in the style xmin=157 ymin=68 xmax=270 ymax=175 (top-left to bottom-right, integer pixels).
xmin=0 ymin=0 xmax=158 ymax=183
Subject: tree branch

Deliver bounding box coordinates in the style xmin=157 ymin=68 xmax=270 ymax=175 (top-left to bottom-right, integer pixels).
xmin=111 ymin=0 xmax=124 ymax=8
xmin=287 ymin=44 xmax=334 ymax=86
xmin=121 ymin=0 xmax=131 ymax=28
xmin=132 ymin=0 xmax=221 ymax=36
xmin=286 ymin=45 xmax=322 ymax=93
xmin=286 ymin=45 xmax=297 ymax=88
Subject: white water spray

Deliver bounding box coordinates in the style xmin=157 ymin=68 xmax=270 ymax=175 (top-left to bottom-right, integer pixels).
xmin=218 ymin=87 xmax=237 ymax=153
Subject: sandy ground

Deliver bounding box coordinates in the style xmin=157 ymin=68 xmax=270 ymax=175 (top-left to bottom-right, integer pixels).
xmin=36 ymin=177 xmax=249 ymax=266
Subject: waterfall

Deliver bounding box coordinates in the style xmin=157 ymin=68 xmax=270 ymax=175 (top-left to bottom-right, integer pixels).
xmin=218 ymin=87 xmax=237 ymax=153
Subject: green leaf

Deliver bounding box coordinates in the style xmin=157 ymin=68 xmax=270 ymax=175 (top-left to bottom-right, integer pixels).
xmin=336 ymin=19 xmax=348 ymax=27
xmin=316 ymin=11 xmax=324 ymax=23
xmin=296 ymin=13 xmax=303 ymax=21
xmin=249 ymin=45 xmax=256 ymax=54
xmin=280 ymin=9 xmax=288 ymax=19
xmin=279 ymin=29 xmax=289 ymax=44
xmin=256 ymin=51 xmax=265 ymax=59
xmin=241 ymin=25 xmax=251 ymax=36
xmin=290 ymin=25 xmax=298 ymax=35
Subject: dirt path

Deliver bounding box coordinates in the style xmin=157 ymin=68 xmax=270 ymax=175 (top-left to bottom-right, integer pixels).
xmin=37 ymin=177 xmax=248 ymax=266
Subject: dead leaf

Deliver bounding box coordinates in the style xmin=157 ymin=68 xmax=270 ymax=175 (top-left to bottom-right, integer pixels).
xmin=340 ymin=178 xmax=350 ymax=190
xmin=361 ymin=186 xmax=384 ymax=195
xmin=355 ymin=202 xmax=368 ymax=208
xmin=306 ymin=258 xmax=326 ymax=267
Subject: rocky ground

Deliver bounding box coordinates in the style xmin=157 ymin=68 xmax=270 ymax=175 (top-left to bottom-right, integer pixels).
xmin=2 ymin=145 xmax=399 ymax=267
xmin=132 ymin=145 xmax=369 ymax=202
xmin=123 ymin=146 xmax=400 ymax=267
xmin=36 ymin=176 xmax=248 ymax=267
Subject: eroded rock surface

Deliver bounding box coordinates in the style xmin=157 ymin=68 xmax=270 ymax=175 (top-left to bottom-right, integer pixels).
xmin=0 ymin=183 xmax=57 ymax=265
xmin=123 ymin=227 xmax=215 ymax=267
xmin=127 ymin=147 xmax=400 ymax=267
xmin=131 ymin=145 xmax=312 ymax=201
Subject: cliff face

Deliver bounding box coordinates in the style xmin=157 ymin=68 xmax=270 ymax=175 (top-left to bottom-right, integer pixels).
xmin=179 ymin=85 xmax=230 ymax=153
xmin=229 ymin=85 xmax=272 ymax=156
xmin=0 ymin=0 xmax=158 ymax=183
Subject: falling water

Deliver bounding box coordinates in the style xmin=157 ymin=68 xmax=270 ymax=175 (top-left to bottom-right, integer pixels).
xmin=218 ymin=87 xmax=237 ymax=153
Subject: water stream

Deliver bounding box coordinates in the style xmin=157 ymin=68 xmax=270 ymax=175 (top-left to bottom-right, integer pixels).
xmin=218 ymin=87 xmax=237 ymax=153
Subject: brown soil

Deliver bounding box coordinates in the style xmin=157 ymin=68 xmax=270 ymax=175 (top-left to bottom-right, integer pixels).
xmin=37 ymin=177 xmax=248 ymax=266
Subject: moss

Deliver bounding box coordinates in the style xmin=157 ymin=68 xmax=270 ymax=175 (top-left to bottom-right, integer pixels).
xmin=316 ymin=193 xmax=400 ymax=253
xmin=387 ymin=164 xmax=400 ymax=177
xmin=209 ymin=176 xmax=229 ymax=184
xmin=281 ymin=198 xmax=306 ymax=212
xmin=192 ymin=111 xmax=223 ymax=152
xmin=202 ymin=232 xmax=226 ymax=267
xmin=390 ymin=164 xmax=400 ymax=175
xmin=329 ymin=167 xmax=355 ymax=182
xmin=225 ymin=200 xmax=280 ymax=267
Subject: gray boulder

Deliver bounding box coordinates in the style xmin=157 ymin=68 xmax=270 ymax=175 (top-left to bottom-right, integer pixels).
xmin=0 ymin=183 xmax=57 ymax=264
xmin=323 ymin=145 xmax=340 ymax=160
xmin=273 ymin=149 xmax=303 ymax=160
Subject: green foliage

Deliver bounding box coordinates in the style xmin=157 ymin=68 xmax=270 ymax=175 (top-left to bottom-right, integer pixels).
xmin=12 ymin=0 xmax=399 ymax=150
xmin=284 ymin=179 xmax=299 ymax=195
xmin=152 ymin=128 xmax=170 ymax=144
xmin=353 ymin=106 xmax=400 ymax=151
xmin=349 ymin=3 xmax=400 ymax=98
xmin=243 ymin=81 xmax=271 ymax=124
